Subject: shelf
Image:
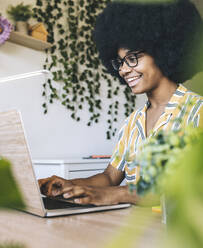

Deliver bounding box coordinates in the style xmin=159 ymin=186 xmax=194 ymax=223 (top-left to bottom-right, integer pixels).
xmin=8 ymin=31 xmax=52 ymax=51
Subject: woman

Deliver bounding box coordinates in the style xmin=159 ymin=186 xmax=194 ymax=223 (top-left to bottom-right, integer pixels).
xmin=39 ymin=0 xmax=203 ymax=205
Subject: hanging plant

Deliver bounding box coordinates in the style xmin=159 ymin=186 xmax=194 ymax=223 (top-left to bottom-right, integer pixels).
xmin=33 ymin=0 xmax=136 ymax=139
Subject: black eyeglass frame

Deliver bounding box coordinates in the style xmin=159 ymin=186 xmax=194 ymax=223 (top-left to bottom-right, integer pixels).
xmin=111 ymin=50 xmax=144 ymax=71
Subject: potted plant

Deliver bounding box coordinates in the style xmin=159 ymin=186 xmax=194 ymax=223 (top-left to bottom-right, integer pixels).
xmin=7 ymin=2 xmax=33 ymax=35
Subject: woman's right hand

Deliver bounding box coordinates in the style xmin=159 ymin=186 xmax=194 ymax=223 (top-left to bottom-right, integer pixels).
xmin=38 ymin=175 xmax=74 ymax=197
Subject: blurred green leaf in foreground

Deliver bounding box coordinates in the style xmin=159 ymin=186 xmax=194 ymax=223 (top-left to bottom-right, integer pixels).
xmin=0 ymin=157 xmax=25 ymax=209
xmin=163 ymin=131 xmax=203 ymax=248
xmin=0 ymin=244 xmax=26 ymax=248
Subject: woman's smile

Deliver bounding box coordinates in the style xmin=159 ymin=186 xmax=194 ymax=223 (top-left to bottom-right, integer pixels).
xmin=125 ymin=74 xmax=143 ymax=88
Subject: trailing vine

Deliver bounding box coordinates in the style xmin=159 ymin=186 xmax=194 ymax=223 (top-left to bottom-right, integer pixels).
xmin=33 ymin=0 xmax=136 ymax=139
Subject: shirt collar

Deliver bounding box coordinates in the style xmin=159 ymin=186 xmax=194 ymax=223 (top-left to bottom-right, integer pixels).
xmin=139 ymin=101 xmax=149 ymax=116
xmin=165 ymin=84 xmax=187 ymax=114
xmin=140 ymin=84 xmax=188 ymax=115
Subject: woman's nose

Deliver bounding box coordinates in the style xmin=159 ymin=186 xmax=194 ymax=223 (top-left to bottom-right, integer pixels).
xmin=119 ymin=61 xmax=132 ymax=75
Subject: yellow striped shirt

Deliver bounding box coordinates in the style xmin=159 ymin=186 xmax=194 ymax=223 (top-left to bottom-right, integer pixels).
xmin=110 ymin=84 xmax=203 ymax=183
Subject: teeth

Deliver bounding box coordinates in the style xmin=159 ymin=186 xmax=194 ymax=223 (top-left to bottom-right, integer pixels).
xmin=128 ymin=77 xmax=136 ymax=82
xmin=126 ymin=75 xmax=142 ymax=87
xmin=127 ymin=76 xmax=140 ymax=82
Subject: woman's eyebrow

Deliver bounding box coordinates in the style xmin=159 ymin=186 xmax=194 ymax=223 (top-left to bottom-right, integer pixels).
xmin=126 ymin=50 xmax=135 ymax=55
xmin=117 ymin=52 xmax=131 ymax=59
xmin=117 ymin=49 xmax=141 ymax=60
xmin=127 ymin=50 xmax=143 ymax=55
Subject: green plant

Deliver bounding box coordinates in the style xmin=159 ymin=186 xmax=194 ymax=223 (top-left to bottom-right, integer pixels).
xmin=162 ymin=132 xmax=203 ymax=248
xmin=123 ymin=95 xmax=202 ymax=197
xmin=0 ymin=157 xmax=25 ymax=209
xmin=0 ymin=244 xmax=26 ymax=248
xmin=127 ymin=123 xmax=202 ymax=196
xmin=7 ymin=2 xmax=33 ymax=22
xmin=33 ymin=0 xmax=136 ymax=139
xmin=0 ymin=158 xmax=26 ymax=247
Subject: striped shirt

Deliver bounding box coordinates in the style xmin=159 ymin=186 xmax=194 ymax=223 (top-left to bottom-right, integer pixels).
xmin=110 ymin=84 xmax=203 ymax=184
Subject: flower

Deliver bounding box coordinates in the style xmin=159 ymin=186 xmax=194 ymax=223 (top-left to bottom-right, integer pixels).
xmin=0 ymin=16 xmax=13 ymax=45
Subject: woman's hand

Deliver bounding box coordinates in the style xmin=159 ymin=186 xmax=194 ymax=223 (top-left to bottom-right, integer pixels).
xmin=38 ymin=175 xmax=74 ymax=197
xmin=62 ymin=185 xmax=130 ymax=206
xmin=38 ymin=175 xmax=124 ymax=205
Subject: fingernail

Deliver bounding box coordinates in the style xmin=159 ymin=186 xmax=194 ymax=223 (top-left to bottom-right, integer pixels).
xmin=63 ymin=193 xmax=70 ymax=198
xmin=52 ymin=190 xmax=57 ymax=196
xmin=74 ymin=199 xmax=80 ymax=204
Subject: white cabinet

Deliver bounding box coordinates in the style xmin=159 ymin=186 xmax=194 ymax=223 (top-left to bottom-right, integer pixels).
xmin=33 ymin=158 xmax=109 ymax=180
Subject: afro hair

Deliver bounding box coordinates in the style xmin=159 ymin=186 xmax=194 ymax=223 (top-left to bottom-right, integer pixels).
xmin=93 ymin=0 xmax=203 ymax=84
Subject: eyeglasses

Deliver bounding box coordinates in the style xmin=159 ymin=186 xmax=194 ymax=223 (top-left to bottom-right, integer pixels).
xmin=111 ymin=50 xmax=144 ymax=71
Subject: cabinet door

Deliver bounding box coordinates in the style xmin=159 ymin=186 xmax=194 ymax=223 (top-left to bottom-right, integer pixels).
xmin=64 ymin=162 xmax=106 ymax=179
xmin=68 ymin=169 xmax=104 ymax=179
xmin=33 ymin=164 xmax=62 ymax=179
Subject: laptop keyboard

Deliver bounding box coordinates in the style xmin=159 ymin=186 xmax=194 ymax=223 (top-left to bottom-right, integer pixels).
xmin=42 ymin=197 xmax=94 ymax=210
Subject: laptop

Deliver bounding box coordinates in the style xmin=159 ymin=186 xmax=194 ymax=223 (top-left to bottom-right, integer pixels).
xmin=0 ymin=109 xmax=130 ymax=217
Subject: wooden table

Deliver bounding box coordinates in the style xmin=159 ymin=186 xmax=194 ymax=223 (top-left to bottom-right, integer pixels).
xmin=0 ymin=207 xmax=164 ymax=248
